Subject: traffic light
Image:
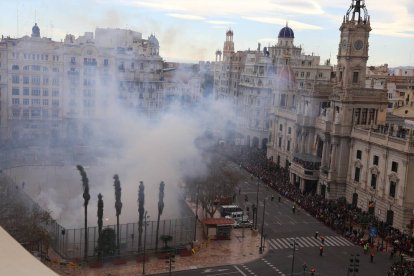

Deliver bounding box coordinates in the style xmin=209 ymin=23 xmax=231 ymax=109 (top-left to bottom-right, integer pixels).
xmin=349 ymin=254 xmax=360 ymax=274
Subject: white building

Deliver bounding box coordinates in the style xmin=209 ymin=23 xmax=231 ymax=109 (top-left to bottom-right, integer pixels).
xmin=266 ymin=0 xmax=414 ymax=232
xmin=0 ymin=24 xmax=165 ymax=142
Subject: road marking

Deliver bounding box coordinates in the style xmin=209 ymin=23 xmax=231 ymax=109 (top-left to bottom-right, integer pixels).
xmin=267 ymin=236 xmax=355 ymax=251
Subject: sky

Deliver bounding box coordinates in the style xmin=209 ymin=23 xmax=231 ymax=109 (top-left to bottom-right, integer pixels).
xmin=0 ymin=0 xmax=413 ymax=67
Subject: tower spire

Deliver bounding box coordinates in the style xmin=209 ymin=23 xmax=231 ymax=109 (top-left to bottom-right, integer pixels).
xmin=345 ymin=0 xmax=369 ymax=23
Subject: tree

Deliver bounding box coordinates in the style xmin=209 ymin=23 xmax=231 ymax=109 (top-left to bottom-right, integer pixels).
xmin=100 ymin=228 xmax=116 ymax=257
xmin=113 ymin=174 xmax=122 ymax=256
xmin=185 ymin=154 xmax=241 ymax=218
xmin=97 ymin=193 xmax=103 ymax=258
xmin=77 ymin=165 xmax=90 ymax=261
xmin=155 ymin=181 xmax=165 ymax=251
xmin=138 ymin=181 xmax=145 ymax=252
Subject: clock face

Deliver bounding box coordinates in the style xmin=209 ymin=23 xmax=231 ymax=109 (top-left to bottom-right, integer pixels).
xmin=342 ymin=39 xmax=347 ymax=49
xmin=354 ymin=40 xmax=364 ymax=50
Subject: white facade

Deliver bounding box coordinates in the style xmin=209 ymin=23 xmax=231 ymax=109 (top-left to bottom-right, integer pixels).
xmin=266 ymin=0 xmax=414 ymax=232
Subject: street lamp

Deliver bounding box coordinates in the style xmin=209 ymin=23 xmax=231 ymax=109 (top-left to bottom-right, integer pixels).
xmin=259 ymin=198 xmax=266 ymax=254
xmin=142 ymin=211 xmax=149 ymax=275
xmin=194 ymin=184 xmax=200 ymax=242
xmin=255 ymin=178 xmax=260 ymax=229
xmin=291 ymin=238 xmax=299 ymax=276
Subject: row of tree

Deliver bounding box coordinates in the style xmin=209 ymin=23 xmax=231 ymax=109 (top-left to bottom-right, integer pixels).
xmin=76 ymin=165 xmax=165 ymax=260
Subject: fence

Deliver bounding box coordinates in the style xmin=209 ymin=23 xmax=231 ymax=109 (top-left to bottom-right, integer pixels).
xmin=0 ymin=173 xmax=195 ymax=260
xmin=44 ymin=217 xmax=195 ymax=259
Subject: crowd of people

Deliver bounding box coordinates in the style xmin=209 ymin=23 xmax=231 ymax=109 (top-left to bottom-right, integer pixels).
xmin=388 ymin=260 xmax=414 ymax=276
xmin=218 ymin=144 xmax=414 ymax=275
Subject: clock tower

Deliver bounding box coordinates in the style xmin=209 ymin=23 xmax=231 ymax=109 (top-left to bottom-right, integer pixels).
xmin=336 ymin=0 xmax=371 ymax=89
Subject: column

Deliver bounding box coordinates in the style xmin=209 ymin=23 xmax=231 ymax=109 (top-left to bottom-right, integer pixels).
xmin=330 ymin=142 xmax=337 ymax=171
xmin=321 ymin=141 xmax=327 ymax=167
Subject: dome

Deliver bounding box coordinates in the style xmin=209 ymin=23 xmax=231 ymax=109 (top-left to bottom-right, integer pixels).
xmin=31 ymin=23 xmax=40 ymax=38
xmin=278 ymin=26 xmax=294 ymax=39
xmin=148 ymin=34 xmax=159 ymax=47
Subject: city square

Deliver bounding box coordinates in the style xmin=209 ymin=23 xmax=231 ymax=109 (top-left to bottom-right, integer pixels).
xmin=1 ymin=0 xmax=414 ymax=275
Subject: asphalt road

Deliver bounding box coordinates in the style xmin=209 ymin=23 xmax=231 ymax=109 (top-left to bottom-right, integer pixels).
xmin=156 ymin=163 xmax=392 ymax=276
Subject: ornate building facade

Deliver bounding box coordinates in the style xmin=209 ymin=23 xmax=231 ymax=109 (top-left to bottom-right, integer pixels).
xmin=0 ymin=24 xmax=167 ymax=142
xmin=266 ymin=0 xmax=414 ymax=232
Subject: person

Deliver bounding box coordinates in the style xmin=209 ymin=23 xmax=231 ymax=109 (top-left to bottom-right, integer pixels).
xmin=245 ymin=195 xmax=248 ymax=202
xmin=238 ymin=187 xmax=241 ymax=195
xmin=319 ymin=245 xmax=324 ymax=256
xmin=364 ymin=243 xmax=368 ymax=254
xmin=292 ymin=203 xmax=296 ymax=214
xmin=310 ymin=266 xmax=316 ymax=276
xmin=321 ymin=236 xmax=325 ymax=245
xmin=271 ymin=195 xmax=274 ymax=201
xmin=314 ymin=231 xmax=319 ymax=239
xmin=370 ymin=251 xmax=374 ymax=263
xmin=278 ymin=195 xmax=281 ymax=203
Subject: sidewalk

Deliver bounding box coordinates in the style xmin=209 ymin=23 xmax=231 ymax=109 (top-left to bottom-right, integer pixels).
xmin=49 ymin=200 xmax=265 ymax=275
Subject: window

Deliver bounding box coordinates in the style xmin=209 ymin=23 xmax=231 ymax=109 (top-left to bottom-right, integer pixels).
xmin=52 ymin=99 xmax=59 ymax=107
xmin=52 ymin=78 xmax=59 ymax=86
xmin=278 ymin=137 xmax=282 ymax=148
xmin=43 ymin=77 xmax=49 ymax=85
xmin=353 ymin=72 xmax=359 ymax=83
xmin=373 ymin=155 xmax=379 ymax=166
xmin=32 ymin=89 xmax=40 ymax=96
xmin=371 ymin=174 xmax=377 ymax=189
xmin=32 ymin=76 xmax=40 ymax=85
xmin=356 ymin=150 xmax=362 ymax=160
xmin=12 ymin=109 xmax=20 ymax=118
xmin=300 ymin=72 xmax=304 ymax=77
xmin=23 ymin=99 xmax=29 ymax=105
xmin=279 ymin=124 xmax=283 ymax=131
xmin=12 ymin=75 xmax=19 ymax=84
xmin=306 ymin=72 xmax=310 ymax=77
xmin=288 ymin=127 xmax=291 ymax=134
xmin=389 ymin=181 xmax=396 ymax=197
xmin=43 ymin=99 xmax=49 ymax=106
xmin=43 ymin=89 xmax=49 ymax=96
xmin=104 ymin=59 xmax=109 ymax=66
xmin=42 ymin=110 xmax=49 ymax=118
xmin=287 ymin=140 xmax=291 ymax=152
xmin=31 ymin=108 xmax=41 ymax=117
xmin=12 ymin=98 xmax=20 ymax=105
xmin=23 ymin=109 xmax=29 ymax=118
xmin=23 ymin=76 xmax=29 ymax=84
xmin=391 ymin=162 xmax=398 ymax=173
xmin=354 ymin=167 xmax=360 ymax=182
xmin=12 ymin=88 xmax=19 ymax=95
xmin=32 ymin=99 xmax=41 ymax=105
xmin=52 ymin=90 xmax=59 ymax=97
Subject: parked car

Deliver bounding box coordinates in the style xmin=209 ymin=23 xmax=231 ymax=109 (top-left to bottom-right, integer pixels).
xmin=234 ymin=219 xmax=253 ymax=228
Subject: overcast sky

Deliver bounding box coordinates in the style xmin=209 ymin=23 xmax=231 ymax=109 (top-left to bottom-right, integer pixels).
xmin=1 ymin=0 xmax=413 ymax=67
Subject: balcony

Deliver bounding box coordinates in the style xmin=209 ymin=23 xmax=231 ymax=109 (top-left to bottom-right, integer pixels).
xmin=292 ymin=153 xmax=321 ymax=171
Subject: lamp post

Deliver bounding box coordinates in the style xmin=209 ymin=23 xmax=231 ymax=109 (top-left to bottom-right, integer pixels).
xmin=291 ymin=238 xmax=298 ymax=276
xmin=194 ymin=184 xmax=200 ymax=242
xmin=259 ymin=198 xmax=266 ymax=254
xmin=255 ymin=178 xmax=260 ymax=229
xmin=143 ymin=211 xmax=149 ymax=275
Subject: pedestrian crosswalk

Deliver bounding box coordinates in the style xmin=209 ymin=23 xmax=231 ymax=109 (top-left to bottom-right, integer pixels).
xmin=267 ymin=235 xmax=354 ymax=250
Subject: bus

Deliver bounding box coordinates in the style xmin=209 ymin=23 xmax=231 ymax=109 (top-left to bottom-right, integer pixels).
xmin=220 ymin=205 xmax=243 ymax=217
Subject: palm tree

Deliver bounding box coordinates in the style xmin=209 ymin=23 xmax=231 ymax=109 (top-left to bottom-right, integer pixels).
xmin=77 ymin=165 xmax=90 ymax=261
xmin=97 ymin=193 xmax=103 ymax=258
xmin=138 ymin=181 xmax=145 ymax=252
xmin=113 ymin=174 xmax=122 ymax=256
xmin=155 ymin=181 xmax=165 ymax=251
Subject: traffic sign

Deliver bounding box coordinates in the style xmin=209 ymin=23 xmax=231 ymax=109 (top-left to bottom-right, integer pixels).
xmin=369 ymin=227 xmax=378 ymax=237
